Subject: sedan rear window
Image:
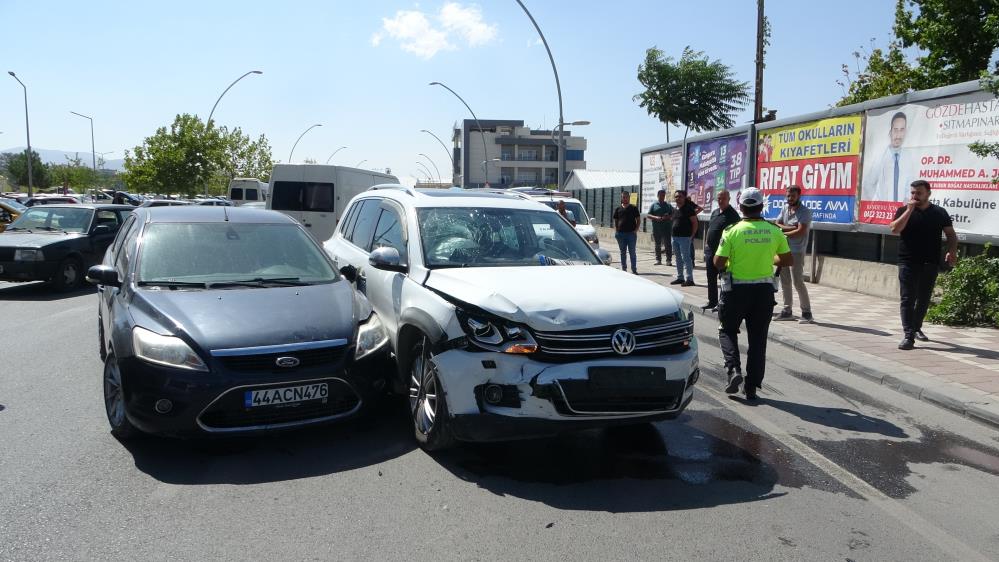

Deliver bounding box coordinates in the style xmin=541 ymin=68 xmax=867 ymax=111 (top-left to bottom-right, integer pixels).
xmin=138 ymin=223 xmax=337 ymax=285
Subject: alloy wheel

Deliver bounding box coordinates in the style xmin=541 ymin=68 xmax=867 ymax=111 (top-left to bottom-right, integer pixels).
xmin=409 ymin=343 xmax=438 ymax=436
xmin=104 ymin=359 xmax=125 ymax=427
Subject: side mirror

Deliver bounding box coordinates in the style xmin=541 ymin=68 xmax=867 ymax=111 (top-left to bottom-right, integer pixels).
xmin=339 ymin=264 xmax=357 ymax=283
xmin=369 ymin=246 xmax=407 ymax=273
xmin=595 ymin=248 xmax=612 ymax=266
xmin=92 ymin=224 xmax=114 ymax=235
xmin=588 ymin=218 xmax=598 ymax=228
xmin=86 ymin=265 xmax=121 ymax=287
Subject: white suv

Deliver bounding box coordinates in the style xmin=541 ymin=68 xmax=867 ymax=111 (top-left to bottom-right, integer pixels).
xmin=323 ymin=186 xmax=698 ymax=450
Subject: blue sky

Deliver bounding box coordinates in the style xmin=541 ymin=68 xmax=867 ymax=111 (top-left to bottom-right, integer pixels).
xmin=1 ymin=0 xmax=897 ymax=184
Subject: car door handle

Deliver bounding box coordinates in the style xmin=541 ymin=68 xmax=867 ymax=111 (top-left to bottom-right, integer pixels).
xmin=304 ymin=223 xmax=312 ymax=227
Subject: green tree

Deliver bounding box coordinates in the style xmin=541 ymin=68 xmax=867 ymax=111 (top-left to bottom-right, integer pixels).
xmin=969 ymin=73 xmax=999 ymax=173
xmin=634 ymin=47 xmax=750 ymax=142
xmin=49 ymin=154 xmax=99 ymax=192
xmin=895 ymin=0 xmax=999 ymax=89
xmin=837 ymin=41 xmax=919 ymax=106
xmin=2 ymin=150 xmax=51 ymax=189
xmin=122 ymin=114 xmax=273 ymax=196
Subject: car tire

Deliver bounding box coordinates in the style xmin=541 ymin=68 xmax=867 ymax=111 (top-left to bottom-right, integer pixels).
xmin=52 ymin=257 xmax=83 ymax=292
xmin=103 ymin=353 xmax=138 ymax=440
xmin=409 ymin=334 xmax=455 ymax=452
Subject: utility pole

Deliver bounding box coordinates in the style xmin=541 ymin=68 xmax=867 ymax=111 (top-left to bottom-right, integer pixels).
xmin=754 ymin=0 xmax=765 ymax=123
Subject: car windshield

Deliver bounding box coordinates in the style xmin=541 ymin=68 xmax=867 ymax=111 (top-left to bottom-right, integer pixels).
xmin=8 ymin=207 xmax=93 ymax=232
xmin=138 ymin=223 xmax=338 ymax=285
xmin=417 ymin=207 xmax=601 ymax=268
xmin=539 ymin=200 xmax=588 ymax=223
xmin=1 ymin=198 xmax=27 ymax=212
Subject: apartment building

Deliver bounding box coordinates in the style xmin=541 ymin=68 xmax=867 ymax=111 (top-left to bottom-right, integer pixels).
xmin=450 ymin=119 xmax=586 ymax=188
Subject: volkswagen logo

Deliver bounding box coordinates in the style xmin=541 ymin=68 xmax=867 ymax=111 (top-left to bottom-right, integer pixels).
xmin=611 ymin=329 xmax=636 ymax=355
xmin=275 ymin=356 xmax=301 ymax=368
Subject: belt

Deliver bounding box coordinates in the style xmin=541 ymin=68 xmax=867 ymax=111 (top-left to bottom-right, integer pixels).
xmin=732 ymin=276 xmax=776 ymax=285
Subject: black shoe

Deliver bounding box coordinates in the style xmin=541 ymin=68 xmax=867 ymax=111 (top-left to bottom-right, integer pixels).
xmin=670 ymin=279 xmax=684 ymax=285
xmin=681 ymin=280 xmax=695 ymax=287
xmin=666 ymin=260 xmax=673 ymax=266
xmin=701 ymin=302 xmax=718 ymax=311
xmin=744 ymin=385 xmax=758 ymax=400
xmin=632 ymin=270 xmax=639 ymax=275
xmin=898 ymin=337 xmax=915 ymax=350
xmin=914 ymin=330 xmax=929 ymax=342
xmin=654 ymin=260 xmax=662 ymax=265
xmin=725 ymin=370 xmax=743 ymax=394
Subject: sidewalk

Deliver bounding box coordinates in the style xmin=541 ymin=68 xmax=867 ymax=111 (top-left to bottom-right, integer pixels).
xmin=602 ymin=231 xmax=999 ymax=430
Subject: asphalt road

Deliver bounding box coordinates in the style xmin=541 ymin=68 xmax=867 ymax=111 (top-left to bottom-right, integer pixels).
xmin=2 ymin=281 xmax=999 ymax=561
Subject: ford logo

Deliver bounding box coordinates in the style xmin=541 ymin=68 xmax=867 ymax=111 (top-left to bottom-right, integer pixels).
xmin=611 ymin=329 xmax=636 ymax=355
xmin=275 ymin=356 xmax=301 ymax=368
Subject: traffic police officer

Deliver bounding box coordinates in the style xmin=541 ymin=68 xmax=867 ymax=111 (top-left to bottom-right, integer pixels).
xmin=712 ymin=187 xmax=793 ymax=400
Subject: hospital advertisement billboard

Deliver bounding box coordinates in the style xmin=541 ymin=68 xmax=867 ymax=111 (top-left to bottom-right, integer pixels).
xmin=640 ymin=146 xmax=683 ymax=215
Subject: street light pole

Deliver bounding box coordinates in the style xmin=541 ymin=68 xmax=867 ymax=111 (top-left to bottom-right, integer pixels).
xmin=8 ymin=71 xmax=33 ymax=196
xmin=70 ymin=111 xmax=97 ymax=175
xmin=325 ymin=146 xmax=347 ymax=164
xmin=429 ymin=82 xmax=488 ymax=188
xmin=513 ymin=1 xmax=566 ymax=188
xmin=355 ymin=159 xmax=367 ymax=168
xmin=418 ymin=153 xmax=442 ymax=185
xmin=420 ymin=129 xmax=455 ymax=184
xmin=204 ymin=70 xmax=262 ymax=196
xmin=416 ymin=161 xmax=436 ymax=185
xmin=288 ymin=124 xmax=322 ymax=163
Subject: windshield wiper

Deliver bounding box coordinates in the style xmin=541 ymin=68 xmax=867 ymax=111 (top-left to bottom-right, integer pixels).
xmin=207 ymin=277 xmax=309 ymax=288
xmin=137 ymin=280 xmax=208 ymax=289
xmin=4 ymin=227 xmax=32 ymax=233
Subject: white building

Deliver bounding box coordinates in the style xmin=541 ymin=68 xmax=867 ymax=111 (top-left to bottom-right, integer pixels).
xmin=451 ymin=119 xmax=587 ymax=188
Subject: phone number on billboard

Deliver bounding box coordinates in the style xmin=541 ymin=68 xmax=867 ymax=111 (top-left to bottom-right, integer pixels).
xmin=862 ymin=209 xmax=895 ymax=220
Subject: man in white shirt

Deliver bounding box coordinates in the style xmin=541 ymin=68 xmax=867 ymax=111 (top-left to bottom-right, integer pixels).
xmin=865 ymin=112 xmax=915 ymax=203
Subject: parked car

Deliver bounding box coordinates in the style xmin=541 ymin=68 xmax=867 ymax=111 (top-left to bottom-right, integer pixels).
xmin=523 ymin=190 xmax=600 ymax=247
xmin=140 ymin=199 xmax=193 ymax=208
xmin=0 ymin=204 xmax=134 ymax=290
xmin=0 ymin=198 xmax=26 ymax=233
xmin=88 ymin=206 xmax=388 ymax=438
xmin=194 ymin=198 xmax=233 ymax=206
xmin=323 ymin=186 xmax=698 ymax=451
xmin=24 ymin=196 xmax=81 ymax=207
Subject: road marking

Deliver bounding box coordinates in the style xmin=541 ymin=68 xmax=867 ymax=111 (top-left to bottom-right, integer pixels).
xmin=698 ymin=383 xmax=990 ymax=562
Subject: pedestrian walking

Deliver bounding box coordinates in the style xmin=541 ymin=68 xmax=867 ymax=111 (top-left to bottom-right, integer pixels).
xmin=670 ymin=190 xmax=699 ymax=286
xmin=713 ymin=187 xmax=793 ymax=400
xmin=613 ymin=191 xmax=640 ymax=274
xmin=775 ymin=185 xmax=814 ymax=323
xmin=647 ymin=189 xmax=674 ymax=266
xmin=889 ymin=180 xmax=958 ymax=350
xmin=702 ymin=190 xmax=741 ymax=311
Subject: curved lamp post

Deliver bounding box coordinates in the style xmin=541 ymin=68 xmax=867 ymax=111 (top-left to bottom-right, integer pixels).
xmin=326 ymin=146 xmax=347 ymax=164
xmin=289 ymin=124 xmax=322 ymax=163
xmin=69 ymin=111 xmax=97 ymax=175
xmin=420 ymin=129 xmax=454 ymax=183
xmin=416 ymin=161 xmax=437 ymax=185
xmin=355 ymin=159 xmax=367 ymax=168
xmin=418 ymin=153 xmax=442 ymax=185
xmin=8 ymin=71 xmax=33 ymax=196
xmin=203 ymin=70 xmax=262 ymax=195
xmin=429 ymin=82 xmax=488 ymax=188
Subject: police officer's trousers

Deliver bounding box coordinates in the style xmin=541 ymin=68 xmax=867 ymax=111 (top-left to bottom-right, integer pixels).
xmin=718 ymin=283 xmax=777 ymax=389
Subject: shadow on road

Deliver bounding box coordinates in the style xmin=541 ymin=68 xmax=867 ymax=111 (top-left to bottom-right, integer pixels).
xmin=122 ymin=396 xmax=416 ymax=485
xmin=812 ymin=322 xmax=892 ymax=337
xmin=0 ymin=281 xmax=95 ymax=302
xmin=431 ymin=410 xmax=849 ymax=512
xmin=919 ymin=341 xmax=999 ymax=361
xmin=762 ymin=398 xmax=908 ymax=438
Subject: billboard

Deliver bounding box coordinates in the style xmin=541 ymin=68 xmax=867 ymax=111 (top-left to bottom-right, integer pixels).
xmin=640 ymin=146 xmax=683 ymax=214
xmin=685 ymin=134 xmax=749 ymax=212
xmin=756 ymin=115 xmax=862 ymax=224
xmin=859 ymin=91 xmax=999 ymax=236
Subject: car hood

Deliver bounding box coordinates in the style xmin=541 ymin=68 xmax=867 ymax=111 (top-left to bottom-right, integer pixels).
xmin=129 ymin=282 xmax=358 ymax=352
xmin=0 ymin=232 xmax=80 ymax=248
xmin=425 ymin=266 xmax=682 ymax=331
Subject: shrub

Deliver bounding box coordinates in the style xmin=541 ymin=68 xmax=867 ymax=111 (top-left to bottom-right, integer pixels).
xmin=926 ymin=244 xmax=999 ymax=328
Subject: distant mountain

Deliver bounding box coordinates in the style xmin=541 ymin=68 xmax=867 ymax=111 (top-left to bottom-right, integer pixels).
xmin=1 ymin=146 xmax=125 ymax=172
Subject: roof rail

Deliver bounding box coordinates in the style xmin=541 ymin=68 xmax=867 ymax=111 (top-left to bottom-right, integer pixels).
xmin=368 ymin=184 xmax=416 ymax=197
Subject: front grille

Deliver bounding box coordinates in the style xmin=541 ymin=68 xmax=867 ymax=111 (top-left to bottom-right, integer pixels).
xmin=533 ymin=315 xmax=693 ymax=362
xmin=198 ymin=379 xmax=360 ymax=430
xmin=219 ymin=345 xmax=347 ymax=372
xmin=0 ymin=248 xmax=15 ymax=261
xmin=552 ymin=378 xmax=686 ymax=415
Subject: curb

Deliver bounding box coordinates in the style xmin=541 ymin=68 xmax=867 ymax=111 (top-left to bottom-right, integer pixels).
xmin=680 ymin=299 xmax=999 ymax=432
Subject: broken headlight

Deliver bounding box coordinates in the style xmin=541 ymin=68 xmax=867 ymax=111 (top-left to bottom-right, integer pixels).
xmin=455 ymin=309 xmax=538 ymax=354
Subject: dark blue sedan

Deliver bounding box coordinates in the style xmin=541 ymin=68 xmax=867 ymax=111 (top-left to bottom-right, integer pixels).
xmin=88 ymin=206 xmax=389 ymax=438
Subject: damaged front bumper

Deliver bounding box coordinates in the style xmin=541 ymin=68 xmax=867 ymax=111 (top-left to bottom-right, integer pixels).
xmin=431 ymin=342 xmax=699 ymax=442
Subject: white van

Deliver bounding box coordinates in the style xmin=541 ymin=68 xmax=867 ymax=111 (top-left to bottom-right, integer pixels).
xmin=228 ymin=178 xmax=268 ymax=206
xmin=267 ymin=164 xmax=398 ymax=242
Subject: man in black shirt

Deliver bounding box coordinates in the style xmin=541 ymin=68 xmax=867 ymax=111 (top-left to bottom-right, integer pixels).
xmin=670 ymin=190 xmax=699 ymax=286
xmin=702 ymin=190 xmax=741 ymax=310
xmin=889 ymin=180 xmax=958 ymax=350
xmin=612 ymin=191 xmax=641 ymax=274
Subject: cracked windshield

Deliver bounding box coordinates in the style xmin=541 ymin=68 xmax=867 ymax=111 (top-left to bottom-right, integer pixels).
xmin=3 ymin=1 xmax=999 ymax=561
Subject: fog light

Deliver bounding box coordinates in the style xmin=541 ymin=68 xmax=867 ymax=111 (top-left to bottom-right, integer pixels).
xmin=484 ymin=384 xmax=504 ymax=405
xmin=154 ymin=399 xmax=173 ymax=414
